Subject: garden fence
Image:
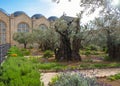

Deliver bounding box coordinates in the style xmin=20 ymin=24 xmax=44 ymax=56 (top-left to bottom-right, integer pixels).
xmin=0 ymin=43 xmax=10 ymax=64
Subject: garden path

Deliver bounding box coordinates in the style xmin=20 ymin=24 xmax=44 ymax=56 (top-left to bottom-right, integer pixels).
xmin=41 ymin=68 xmax=120 ymax=86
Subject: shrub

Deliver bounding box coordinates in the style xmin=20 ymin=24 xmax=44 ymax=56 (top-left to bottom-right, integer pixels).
xmin=104 ymin=55 xmax=111 ymax=61
xmin=20 ymin=48 xmax=30 ymax=56
xmin=7 ymin=46 xmax=30 ymax=57
xmin=0 ymin=82 xmax=5 ymax=86
xmin=84 ymin=50 xmax=91 ymax=56
xmin=102 ymin=46 xmax=108 ymax=53
xmin=92 ymin=51 xmax=99 ymax=55
xmin=108 ymin=73 xmax=120 ymax=81
xmin=0 ymin=56 xmax=43 ymax=86
xmin=28 ymin=45 xmax=33 ymax=49
xmin=49 ymin=73 xmax=108 ymax=86
xmin=7 ymin=46 xmax=23 ymax=56
xmin=90 ymin=45 xmax=99 ymax=51
xmin=86 ymin=45 xmax=99 ymax=51
xmin=43 ymin=50 xmax=53 ymax=58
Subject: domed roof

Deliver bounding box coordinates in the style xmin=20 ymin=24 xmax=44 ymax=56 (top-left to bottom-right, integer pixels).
xmin=13 ymin=11 xmax=26 ymax=17
xmin=31 ymin=14 xmax=44 ymax=19
xmin=0 ymin=8 xmax=9 ymax=15
xmin=48 ymin=16 xmax=58 ymax=21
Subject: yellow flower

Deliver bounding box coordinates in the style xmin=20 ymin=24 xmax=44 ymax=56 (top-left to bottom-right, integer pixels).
xmin=11 ymin=54 xmax=18 ymax=57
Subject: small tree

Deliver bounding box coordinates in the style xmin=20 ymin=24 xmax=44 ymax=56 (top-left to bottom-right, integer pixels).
xmin=32 ymin=28 xmax=59 ymax=51
xmin=13 ymin=32 xmax=32 ymax=48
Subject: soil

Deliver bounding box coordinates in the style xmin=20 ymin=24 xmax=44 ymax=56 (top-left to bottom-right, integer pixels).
xmin=98 ymin=78 xmax=120 ymax=86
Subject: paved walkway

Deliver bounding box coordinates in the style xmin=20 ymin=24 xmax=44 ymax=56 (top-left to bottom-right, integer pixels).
xmin=41 ymin=68 xmax=120 ymax=86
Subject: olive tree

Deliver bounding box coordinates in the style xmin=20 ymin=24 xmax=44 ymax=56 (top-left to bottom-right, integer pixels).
xmin=32 ymin=28 xmax=59 ymax=51
xmin=94 ymin=13 xmax=120 ymax=60
xmin=80 ymin=0 xmax=120 ymax=60
xmin=51 ymin=15 xmax=93 ymax=61
xmin=13 ymin=32 xmax=32 ymax=48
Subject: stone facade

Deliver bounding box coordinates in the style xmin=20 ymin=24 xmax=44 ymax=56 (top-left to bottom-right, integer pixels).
xmin=0 ymin=10 xmax=50 ymax=46
xmin=0 ymin=11 xmax=10 ymax=44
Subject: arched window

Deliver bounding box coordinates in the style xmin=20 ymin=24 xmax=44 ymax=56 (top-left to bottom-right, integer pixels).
xmin=0 ymin=21 xmax=6 ymax=44
xmin=17 ymin=23 xmax=29 ymax=32
xmin=39 ymin=24 xmax=48 ymax=30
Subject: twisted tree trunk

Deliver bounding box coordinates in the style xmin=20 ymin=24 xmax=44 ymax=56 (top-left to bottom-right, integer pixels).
xmin=107 ymin=30 xmax=120 ymax=61
xmin=72 ymin=37 xmax=81 ymax=61
xmin=55 ymin=30 xmax=72 ymax=61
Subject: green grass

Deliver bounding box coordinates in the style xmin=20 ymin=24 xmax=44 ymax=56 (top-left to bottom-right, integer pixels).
xmin=37 ymin=62 xmax=65 ymax=70
xmin=80 ymin=50 xmax=106 ymax=57
xmin=29 ymin=56 xmax=120 ymax=71
xmin=107 ymin=73 xmax=120 ymax=81
xmin=79 ymin=62 xmax=120 ymax=69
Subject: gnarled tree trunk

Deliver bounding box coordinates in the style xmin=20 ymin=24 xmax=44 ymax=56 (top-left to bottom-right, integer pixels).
xmin=72 ymin=37 xmax=81 ymax=61
xmin=55 ymin=30 xmax=72 ymax=61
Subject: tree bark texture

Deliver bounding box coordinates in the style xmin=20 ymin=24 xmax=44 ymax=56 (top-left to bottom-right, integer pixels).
xmin=55 ymin=30 xmax=72 ymax=61
xmin=107 ymin=30 xmax=120 ymax=61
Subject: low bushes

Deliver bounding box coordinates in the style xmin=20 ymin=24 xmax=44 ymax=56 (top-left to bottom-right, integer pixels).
xmin=21 ymin=48 xmax=30 ymax=56
xmin=107 ymin=73 xmax=120 ymax=81
xmin=49 ymin=73 xmax=109 ymax=86
xmin=7 ymin=46 xmax=23 ymax=56
xmin=79 ymin=63 xmax=120 ymax=69
xmin=43 ymin=50 xmax=53 ymax=58
xmin=0 ymin=56 xmax=43 ymax=86
xmin=7 ymin=46 xmax=30 ymax=57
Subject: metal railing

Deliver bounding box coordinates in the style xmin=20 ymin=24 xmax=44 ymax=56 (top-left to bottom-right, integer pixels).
xmin=0 ymin=43 xmax=11 ymax=64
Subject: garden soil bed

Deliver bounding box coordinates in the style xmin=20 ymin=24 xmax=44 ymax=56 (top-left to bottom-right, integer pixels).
xmin=98 ymin=78 xmax=120 ymax=86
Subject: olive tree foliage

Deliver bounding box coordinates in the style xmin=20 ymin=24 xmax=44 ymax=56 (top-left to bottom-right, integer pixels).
xmin=93 ymin=12 xmax=120 ymax=60
xmin=80 ymin=0 xmax=120 ymax=60
xmin=13 ymin=32 xmax=32 ymax=48
xmin=32 ymin=28 xmax=59 ymax=51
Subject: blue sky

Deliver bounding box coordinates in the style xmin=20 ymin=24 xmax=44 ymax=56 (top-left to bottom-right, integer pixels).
xmin=0 ymin=0 xmax=82 ymax=18
xmin=0 ymin=0 xmax=104 ymax=23
xmin=0 ymin=0 xmax=53 ymax=17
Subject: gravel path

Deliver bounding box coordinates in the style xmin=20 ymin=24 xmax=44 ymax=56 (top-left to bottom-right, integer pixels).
xmin=41 ymin=68 xmax=120 ymax=86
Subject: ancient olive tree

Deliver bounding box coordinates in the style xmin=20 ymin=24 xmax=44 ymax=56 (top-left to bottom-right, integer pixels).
xmin=51 ymin=15 xmax=93 ymax=61
xmin=13 ymin=32 xmax=32 ymax=48
xmin=80 ymin=0 xmax=120 ymax=60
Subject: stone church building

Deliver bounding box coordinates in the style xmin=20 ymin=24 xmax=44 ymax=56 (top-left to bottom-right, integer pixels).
xmin=0 ymin=8 xmax=57 ymax=46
